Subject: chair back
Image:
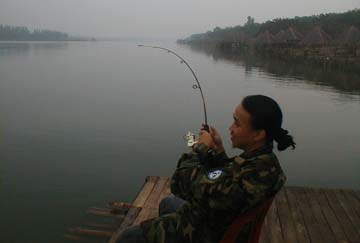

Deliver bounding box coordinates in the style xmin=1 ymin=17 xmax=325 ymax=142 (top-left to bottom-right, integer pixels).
xmin=219 ymin=197 xmax=274 ymax=243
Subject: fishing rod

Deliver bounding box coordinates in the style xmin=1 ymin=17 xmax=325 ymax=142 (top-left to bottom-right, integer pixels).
xmin=138 ymin=44 xmax=209 ymax=132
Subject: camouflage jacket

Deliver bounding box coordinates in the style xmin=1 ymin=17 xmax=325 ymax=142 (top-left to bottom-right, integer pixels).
xmin=141 ymin=143 xmax=286 ymax=243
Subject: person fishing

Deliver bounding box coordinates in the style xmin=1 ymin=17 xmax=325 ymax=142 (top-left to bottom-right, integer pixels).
xmin=114 ymin=94 xmax=295 ymax=243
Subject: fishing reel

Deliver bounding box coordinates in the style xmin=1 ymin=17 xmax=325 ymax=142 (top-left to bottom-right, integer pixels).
xmin=183 ymin=131 xmax=198 ymax=147
xmin=183 ymin=130 xmax=216 ymax=165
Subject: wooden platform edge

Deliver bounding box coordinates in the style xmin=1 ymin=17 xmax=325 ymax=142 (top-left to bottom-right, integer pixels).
xmin=109 ymin=176 xmax=167 ymax=243
xmin=65 ymin=175 xmax=360 ymax=243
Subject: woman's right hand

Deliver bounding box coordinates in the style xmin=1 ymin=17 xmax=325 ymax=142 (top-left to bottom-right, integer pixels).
xmin=201 ymin=124 xmax=225 ymax=153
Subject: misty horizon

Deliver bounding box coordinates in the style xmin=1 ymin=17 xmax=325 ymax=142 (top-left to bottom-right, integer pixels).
xmin=1 ymin=0 xmax=359 ymax=40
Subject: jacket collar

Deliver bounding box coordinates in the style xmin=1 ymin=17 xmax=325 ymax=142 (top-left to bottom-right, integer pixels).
xmin=239 ymin=143 xmax=273 ymax=159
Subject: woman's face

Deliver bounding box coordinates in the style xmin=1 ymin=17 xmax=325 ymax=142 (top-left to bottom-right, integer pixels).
xmin=229 ymin=104 xmax=259 ymax=150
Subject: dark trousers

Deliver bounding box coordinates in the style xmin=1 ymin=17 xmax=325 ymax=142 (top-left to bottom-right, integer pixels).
xmin=115 ymin=195 xmax=186 ymax=242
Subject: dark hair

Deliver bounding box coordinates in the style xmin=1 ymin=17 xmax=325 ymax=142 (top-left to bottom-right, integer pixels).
xmin=241 ymin=95 xmax=296 ymax=151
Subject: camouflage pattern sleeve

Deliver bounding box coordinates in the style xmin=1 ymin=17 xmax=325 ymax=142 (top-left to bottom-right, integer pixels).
xmin=171 ymin=143 xmax=228 ymax=201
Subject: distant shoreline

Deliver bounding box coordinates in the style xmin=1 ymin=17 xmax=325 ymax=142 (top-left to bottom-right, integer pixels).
xmin=0 ymin=39 xmax=96 ymax=42
xmin=178 ymin=9 xmax=360 ymax=68
xmin=0 ymin=24 xmax=96 ymax=42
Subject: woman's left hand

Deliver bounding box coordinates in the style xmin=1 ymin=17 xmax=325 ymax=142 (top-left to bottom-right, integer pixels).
xmin=197 ymin=126 xmax=225 ymax=153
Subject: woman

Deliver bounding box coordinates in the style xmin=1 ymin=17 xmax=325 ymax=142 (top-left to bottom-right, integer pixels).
xmin=115 ymin=95 xmax=295 ymax=243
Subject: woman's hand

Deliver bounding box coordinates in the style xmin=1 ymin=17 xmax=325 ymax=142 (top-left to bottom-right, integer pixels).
xmin=209 ymin=126 xmax=225 ymax=152
xmin=198 ymin=125 xmax=225 ymax=153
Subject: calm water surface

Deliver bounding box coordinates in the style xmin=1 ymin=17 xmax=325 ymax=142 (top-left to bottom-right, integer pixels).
xmin=0 ymin=41 xmax=359 ymax=242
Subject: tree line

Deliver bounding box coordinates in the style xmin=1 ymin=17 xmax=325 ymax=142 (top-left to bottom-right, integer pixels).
xmin=0 ymin=25 xmax=69 ymax=41
xmin=180 ymin=9 xmax=360 ymax=43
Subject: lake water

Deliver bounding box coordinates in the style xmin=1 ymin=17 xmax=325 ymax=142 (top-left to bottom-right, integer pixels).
xmin=0 ymin=41 xmax=359 ymax=242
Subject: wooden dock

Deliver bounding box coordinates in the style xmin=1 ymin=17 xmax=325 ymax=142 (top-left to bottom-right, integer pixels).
xmin=66 ymin=176 xmax=360 ymax=243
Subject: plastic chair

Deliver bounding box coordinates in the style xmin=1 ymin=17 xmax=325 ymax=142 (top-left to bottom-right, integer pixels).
xmin=220 ymin=197 xmax=274 ymax=243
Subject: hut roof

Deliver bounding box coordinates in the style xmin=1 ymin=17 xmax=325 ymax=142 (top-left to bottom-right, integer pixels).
xmin=343 ymin=25 xmax=360 ymax=44
xmin=285 ymin=27 xmax=303 ymax=41
xmin=275 ymin=27 xmax=303 ymax=43
xmin=275 ymin=30 xmax=286 ymax=43
xmin=254 ymin=30 xmax=276 ymax=44
xmin=300 ymin=26 xmax=333 ymax=45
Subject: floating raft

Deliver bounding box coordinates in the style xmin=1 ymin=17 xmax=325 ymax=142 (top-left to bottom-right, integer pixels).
xmin=66 ymin=176 xmax=360 ymax=243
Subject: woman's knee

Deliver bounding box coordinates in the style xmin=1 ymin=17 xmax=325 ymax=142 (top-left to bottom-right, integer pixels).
xmin=159 ymin=195 xmax=186 ymax=216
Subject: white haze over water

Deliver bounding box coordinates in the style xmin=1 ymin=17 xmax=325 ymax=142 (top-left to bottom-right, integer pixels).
xmin=0 ymin=0 xmax=359 ymax=39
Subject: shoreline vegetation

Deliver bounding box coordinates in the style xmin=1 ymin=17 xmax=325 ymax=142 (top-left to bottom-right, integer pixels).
xmin=177 ymin=9 xmax=360 ymax=69
xmin=0 ymin=25 xmax=95 ymax=41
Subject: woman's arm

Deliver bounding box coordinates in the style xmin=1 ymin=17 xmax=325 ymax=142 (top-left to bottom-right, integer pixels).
xmin=170 ymin=143 xmax=228 ymax=201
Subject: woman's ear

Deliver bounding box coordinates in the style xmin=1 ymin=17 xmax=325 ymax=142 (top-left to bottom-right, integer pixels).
xmin=254 ymin=129 xmax=266 ymax=142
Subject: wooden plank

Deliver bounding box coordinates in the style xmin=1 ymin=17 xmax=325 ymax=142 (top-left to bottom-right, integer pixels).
xmin=305 ymin=188 xmax=337 ymax=243
xmin=335 ymin=190 xmax=360 ymax=237
xmin=158 ymin=178 xmax=171 ymax=199
xmin=108 ymin=202 xmax=138 ymax=209
xmin=266 ymin=195 xmax=284 ymax=243
xmin=109 ymin=178 xmax=158 ymax=243
xmin=133 ymin=207 xmax=152 ymax=225
xmin=65 ymin=233 xmax=109 ymax=242
xmin=152 ymin=178 xmax=172 ymax=216
xmin=143 ymin=177 xmax=169 ymax=209
xmin=132 ymin=177 xmax=169 ymax=225
xmin=132 ymin=176 xmax=159 ymax=207
xmin=64 ymin=234 xmax=86 ymax=242
xmin=284 ymin=187 xmax=311 ymax=243
xmin=324 ymin=189 xmax=360 ymax=242
xmin=354 ymin=190 xmax=360 ymax=201
xmin=105 ymin=176 xmax=359 ymax=243
xmin=118 ymin=207 xmax=142 ymax=228
xmin=82 ymin=222 xmax=118 ymax=230
xmin=88 ymin=207 xmax=112 ymax=212
xmin=68 ymin=227 xmax=113 ymax=238
xmin=259 ymin=215 xmax=271 ymax=243
xmin=292 ymin=187 xmax=325 ymax=243
xmin=275 ymin=188 xmax=298 ymax=243
xmin=313 ymin=187 xmax=349 ymax=243
xmin=108 ymin=207 xmax=142 ymax=243
xmin=346 ymin=190 xmax=360 ymax=218
xmin=87 ymin=208 xmax=125 ymax=219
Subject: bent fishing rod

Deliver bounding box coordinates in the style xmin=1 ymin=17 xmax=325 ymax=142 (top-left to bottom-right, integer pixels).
xmin=138 ymin=45 xmax=209 ymax=132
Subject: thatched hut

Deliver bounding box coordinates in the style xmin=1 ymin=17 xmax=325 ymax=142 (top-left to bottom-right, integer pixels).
xmin=275 ymin=27 xmax=303 ymax=44
xmin=300 ymin=26 xmax=333 ymax=45
xmin=343 ymin=25 xmax=360 ymax=45
xmin=254 ymin=30 xmax=276 ymax=45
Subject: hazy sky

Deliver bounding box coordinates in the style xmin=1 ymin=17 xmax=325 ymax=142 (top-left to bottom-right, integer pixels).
xmin=0 ymin=0 xmax=359 ymax=39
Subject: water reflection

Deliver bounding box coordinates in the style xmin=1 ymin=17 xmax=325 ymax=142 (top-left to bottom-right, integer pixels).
xmin=186 ymin=44 xmax=360 ymax=97
xmin=0 ymin=42 xmax=31 ymax=57
xmin=0 ymin=42 xmax=68 ymax=58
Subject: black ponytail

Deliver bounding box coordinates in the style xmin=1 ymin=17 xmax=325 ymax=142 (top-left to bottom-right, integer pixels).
xmin=242 ymin=95 xmax=296 ymax=151
xmin=273 ymin=128 xmax=296 ymax=151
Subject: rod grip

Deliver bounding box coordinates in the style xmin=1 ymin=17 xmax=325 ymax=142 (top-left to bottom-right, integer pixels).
xmin=202 ymin=124 xmax=210 ymax=132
